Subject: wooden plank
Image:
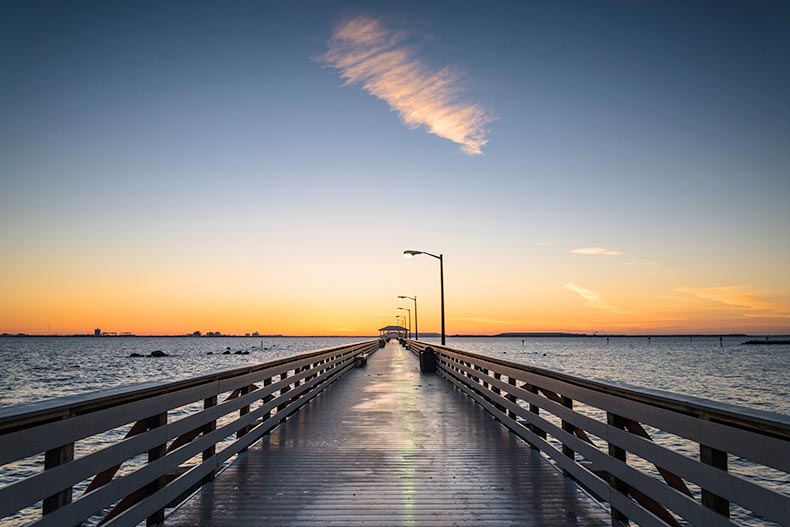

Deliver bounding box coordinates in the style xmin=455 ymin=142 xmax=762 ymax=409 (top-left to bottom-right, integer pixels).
xmin=0 ymin=426 xmax=167 ymax=518
xmin=0 ymin=382 xmax=218 ymax=465
xmin=103 ymin=458 xmax=218 ymax=527
xmin=214 ymin=346 xmax=364 ymax=394
xmin=168 ymin=342 xmax=610 ymax=527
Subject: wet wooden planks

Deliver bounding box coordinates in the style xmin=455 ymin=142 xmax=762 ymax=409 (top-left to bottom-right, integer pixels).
xmin=167 ymin=342 xmax=610 ymax=526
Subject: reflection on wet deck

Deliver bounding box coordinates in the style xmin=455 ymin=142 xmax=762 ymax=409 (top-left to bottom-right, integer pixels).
xmin=167 ymin=342 xmax=610 ymax=526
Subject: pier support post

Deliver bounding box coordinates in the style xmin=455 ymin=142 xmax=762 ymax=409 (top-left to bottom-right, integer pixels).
xmin=262 ymin=377 xmax=273 ymax=421
xmin=146 ymin=412 xmax=167 ymax=526
xmin=277 ymin=371 xmax=292 ymax=414
xmin=700 ymin=444 xmax=730 ymax=518
xmin=506 ymin=377 xmax=518 ymax=420
xmin=202 ymin=396 xmax=217 ymax=483
xmin=238 ymin=385 xmax=252 ymax=451
xmin=42 ymin=442 xmax=74 ymax=515
xmin=526 ymin=384 xmax=546 ymax=448
xmin=607 ymin=412 xmax=629 ymax=525
xmin=561 ymin=396 xmax=575 ymax=476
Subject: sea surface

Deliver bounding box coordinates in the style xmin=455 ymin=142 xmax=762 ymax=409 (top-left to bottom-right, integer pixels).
xmin=0 ymin=335 xmax=788 ymax=526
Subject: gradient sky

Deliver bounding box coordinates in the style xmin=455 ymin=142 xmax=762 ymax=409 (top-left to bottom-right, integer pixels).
xmin=1 ymin=1 xmax=789 ymax=335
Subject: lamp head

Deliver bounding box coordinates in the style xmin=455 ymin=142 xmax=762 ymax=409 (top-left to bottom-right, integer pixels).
xmin=403 ymin=250 xmax=422 ymax=259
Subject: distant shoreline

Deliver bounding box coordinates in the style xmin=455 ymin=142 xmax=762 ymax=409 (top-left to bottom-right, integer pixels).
xmin=4 ymin=333 xmax=785 ymax=339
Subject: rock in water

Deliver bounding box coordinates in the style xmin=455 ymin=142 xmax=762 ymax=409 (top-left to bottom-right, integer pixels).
xmin=150 ymin=350 xmax=168 ymax=357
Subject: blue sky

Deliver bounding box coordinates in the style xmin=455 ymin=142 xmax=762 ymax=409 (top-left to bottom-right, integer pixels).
xmin=1 ymin=1 xmax=788 ymax=334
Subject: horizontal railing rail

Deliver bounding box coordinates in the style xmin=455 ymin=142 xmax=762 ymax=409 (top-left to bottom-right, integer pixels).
xmin=0 ymin=339 xmax=379 ymax=527
xmin=406 ymin=340 xmax=790 ymax=527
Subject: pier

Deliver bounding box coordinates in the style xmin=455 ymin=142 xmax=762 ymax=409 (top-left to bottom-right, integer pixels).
xmin=1 ymin=340 xmax=789 ymax=527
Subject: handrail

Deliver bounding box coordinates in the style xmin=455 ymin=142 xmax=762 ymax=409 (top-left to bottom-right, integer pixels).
xmin=0 ymin=339 xmax=379 ymax=526
xmin=406 ymin=339 xmax=790 ymax=527
xmin=0 ymin=341 xmax=378 ymax=432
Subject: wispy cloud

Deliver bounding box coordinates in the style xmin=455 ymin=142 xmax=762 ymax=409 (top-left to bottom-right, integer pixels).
xmin=321 ymin=14 xmax=492 ymax=155
xmin=625 ymin=258 xmax=657 ymax=267
xmin=450 ymin=316 xmax=519 ymax=325
xmin=571 ymin=247 xmax=623 ymax=256
xmin=565 ymin=282 xmax=622 ymax=312
xmin=674 ymin=285 xmax=790 ymax=315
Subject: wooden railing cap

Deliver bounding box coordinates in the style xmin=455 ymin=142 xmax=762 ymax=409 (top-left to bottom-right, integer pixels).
xmin=0 ymin=339 xmax=377 ymax=432
xmin=405 ymin=339 xmax=790 ymax=439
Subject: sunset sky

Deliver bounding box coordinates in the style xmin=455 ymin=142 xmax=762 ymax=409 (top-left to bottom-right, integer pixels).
xmin=1 ymin=1 xmax=788 ymax=335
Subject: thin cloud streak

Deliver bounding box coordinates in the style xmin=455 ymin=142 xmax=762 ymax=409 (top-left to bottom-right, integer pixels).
xmin=450 ymin=316 xmax=519 ymax=325
xmin=674 ymin=285 xmax=790 ymax=316
xmin=321 ymin=14 xmax=492 ymax=155
xmin=565 ymin=282 xmax=625 ymax=313
xmin=571 ymin=247 xmax=623 ymax=256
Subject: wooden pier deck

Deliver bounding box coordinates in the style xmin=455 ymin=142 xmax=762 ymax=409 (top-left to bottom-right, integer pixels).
xmin=166 ymin=341 xmax=610 ymax=526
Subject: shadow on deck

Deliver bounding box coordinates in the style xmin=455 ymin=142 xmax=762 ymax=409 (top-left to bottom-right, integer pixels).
xmin=167 ymin=341 xmax=610 ymax=526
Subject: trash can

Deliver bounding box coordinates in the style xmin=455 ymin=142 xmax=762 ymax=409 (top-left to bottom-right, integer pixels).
xmin=420 ymin=346 xmax=436 ymax=373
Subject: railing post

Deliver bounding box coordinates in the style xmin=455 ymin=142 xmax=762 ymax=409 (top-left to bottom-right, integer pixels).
xmin=492 ymin=372 xmax=505 ymax=413
xmin=146 ymin=412 xmax=167 ymax=526
xmin=700 ymin=444 xmax=730 ymax=518
xmin=561 ymin=396 xmax=575 ymax=475
xmin=526 ymin=384 xmax=546 ymax=447
xmin=42 ymin=442 xmax=74 ymax=515
xmin=202 ymin=396 xmax=217 ymax=484
xmin=262 ymin=377 xmax=273 ymax=421
xmin=607 ymin=412 xmax=629 ymax=525
xmin=277 ymin=370 xmax=291 ymax=414
xmin=506 ymin=377 xmax=518 ymax=419
xmin=237 ymin=385 xmax=251 ymax=450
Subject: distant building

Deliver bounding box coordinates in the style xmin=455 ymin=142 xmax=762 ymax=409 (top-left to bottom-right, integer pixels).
xmin=192 ymin=331 xmax=201 ymax=337
xmin=252 ymin=331 xmax=260 ymax=337
xmin=245 ymin=333 xmax=251 ymax=337
xmin=94 ymin=327 xmax=101 ymax=337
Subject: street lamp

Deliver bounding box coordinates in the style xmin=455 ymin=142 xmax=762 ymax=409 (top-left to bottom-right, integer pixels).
xmin=403 ymin=249 xmax=445 ymax=345
xmin=397 ymin=295 xmax=418 ymax=340
xmin=397 ymin=307 xmax=411 ymax=339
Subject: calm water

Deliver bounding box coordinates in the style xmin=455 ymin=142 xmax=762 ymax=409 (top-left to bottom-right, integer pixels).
xmin=1 ymin=335 xmax=788 ymax=527
xmin=2 ymin=335 xmax=788 ymax=413
xmin=441 ymin=335 xmax=790 ymax=415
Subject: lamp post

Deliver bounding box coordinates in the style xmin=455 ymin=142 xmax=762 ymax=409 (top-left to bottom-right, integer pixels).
xmin=397 ymin=295 xmax=418 ymax=340
xmin=397 ymin=307 xmax=411 ymax=339
xmin=403 ymin=250 xmax=445 ymax=345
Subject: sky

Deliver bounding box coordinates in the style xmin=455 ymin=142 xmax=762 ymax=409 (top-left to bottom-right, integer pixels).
xmin=1 ymin=1 xmax=789 ymax=336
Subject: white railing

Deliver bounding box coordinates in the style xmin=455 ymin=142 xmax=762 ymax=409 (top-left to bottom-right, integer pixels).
xmin=407 ymin=340 xmax=790 ymax=527
xmin=0 ymin=340 xmax=378 ymax=527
